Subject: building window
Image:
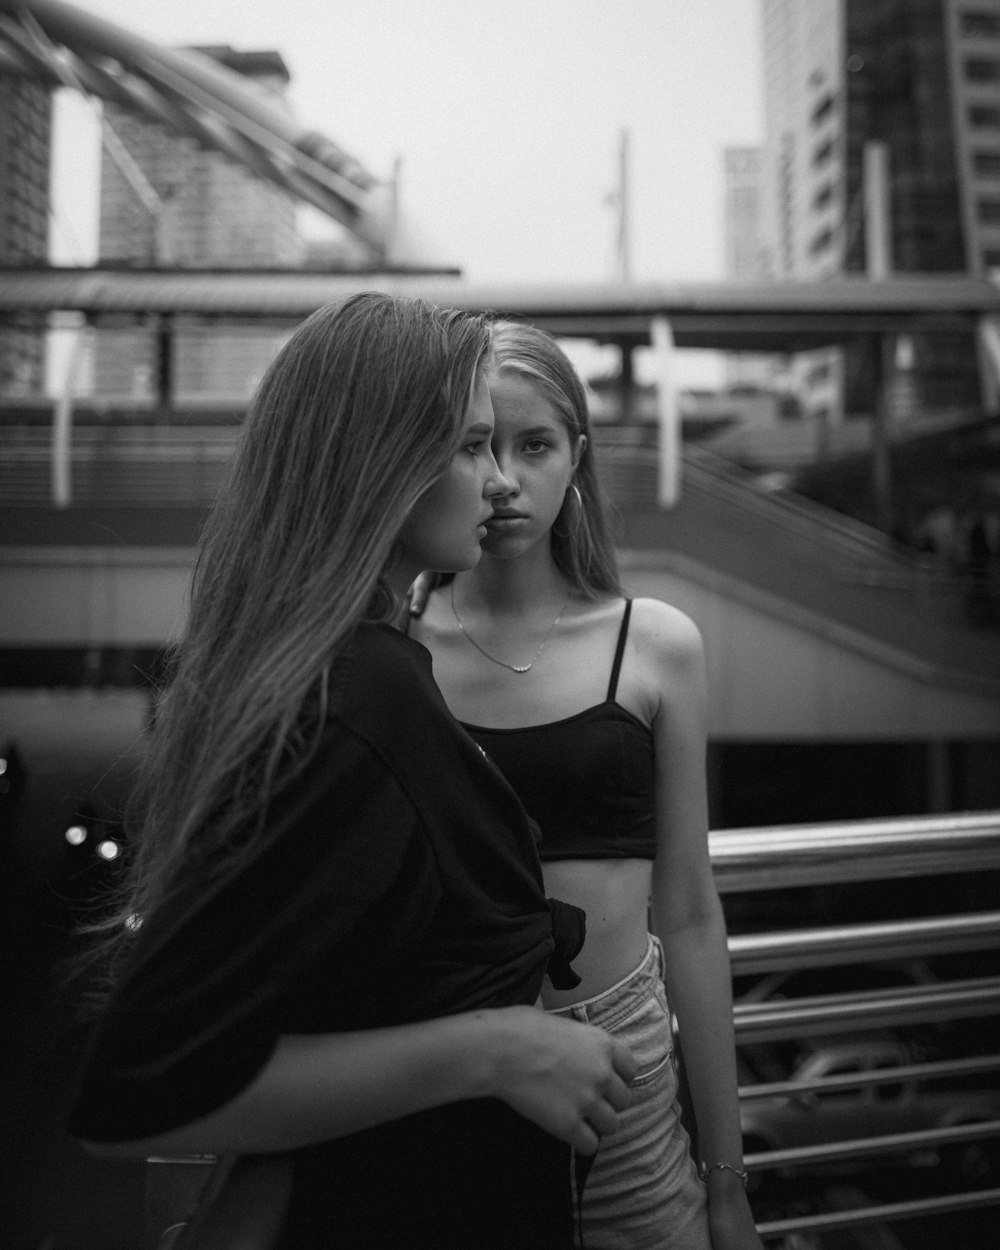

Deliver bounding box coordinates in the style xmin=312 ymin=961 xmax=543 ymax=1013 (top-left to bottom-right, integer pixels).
xmin=970 ymin=103 xmax=1000 ymax=128
xmin=961 ymin=11 xmax=1000 ymax=38
xmin=809 ymin=226 xmax=834 ymax=256
xmin=813 ymin=182 xmax=835 ymax=211
xmin=811 ymin=92 xmax=835 ymax=127
xmin=965 ymin=57 xmax=1000 ymax=82
xmin=978 ymin=199 xmax=1000 ymax=223
xmin=974 ymin=150 xmax=1000 ymax=175
xmin=812 ymin=138 xmax=835 ymax=169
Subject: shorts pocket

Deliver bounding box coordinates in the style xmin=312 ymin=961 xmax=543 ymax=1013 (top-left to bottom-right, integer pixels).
xmin=613 ymin=981 xmax=674 ymax=1087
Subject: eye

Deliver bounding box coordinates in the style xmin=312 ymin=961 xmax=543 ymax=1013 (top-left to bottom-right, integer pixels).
xmin=524 ymin=438 xmax=551 ymax=454
xmin=464 ymin=436 xmax=488 ymax=456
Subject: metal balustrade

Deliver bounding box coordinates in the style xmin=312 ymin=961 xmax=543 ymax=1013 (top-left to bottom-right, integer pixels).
xmin=143 ymin=810 xmax=1000 ymax=1246
xmin=716 ymin=811 xmax=1000 ymax=1242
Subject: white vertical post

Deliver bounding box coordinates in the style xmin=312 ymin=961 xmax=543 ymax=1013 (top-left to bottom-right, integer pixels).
xmin=976 ymin=315 xmax=1000 ymax=413
xmin=864 ymin=141 xmax=891 ymax=279
xmin=651 ymin=316 xmax=680 ymax=508
xmin=52 ymin=321 xmax=89 ymax=509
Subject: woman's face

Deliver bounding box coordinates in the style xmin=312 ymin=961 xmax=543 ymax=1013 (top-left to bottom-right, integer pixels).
xmin=397 ymin=373 xmax=505 ymax=578
xmin=481 ymin=368 xmax=584 ymax=560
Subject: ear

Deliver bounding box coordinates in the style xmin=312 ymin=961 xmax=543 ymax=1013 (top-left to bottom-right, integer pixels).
xmin=571 ymin=433 xmax=587 ymax=472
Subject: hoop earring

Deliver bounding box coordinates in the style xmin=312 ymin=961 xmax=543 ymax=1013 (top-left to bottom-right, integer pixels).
xmin=555 ymin=483 xmax=584 ymax=537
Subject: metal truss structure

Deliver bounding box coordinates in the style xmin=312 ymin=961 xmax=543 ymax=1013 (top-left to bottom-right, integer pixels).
xmin=0 ymin=0 xmax=387 ymax=253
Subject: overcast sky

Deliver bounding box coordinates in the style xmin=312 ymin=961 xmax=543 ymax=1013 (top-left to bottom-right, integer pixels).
xmin=48 ymin=0 xmax=765 ymax=383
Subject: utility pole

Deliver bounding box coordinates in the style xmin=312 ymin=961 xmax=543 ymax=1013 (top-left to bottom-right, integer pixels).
xmin=609 ymin=128 xmax=635 ymax=420
xmin=613 ymin=127 xmax=631 ymax=283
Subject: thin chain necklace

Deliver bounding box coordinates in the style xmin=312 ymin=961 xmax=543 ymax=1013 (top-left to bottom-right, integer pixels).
xmin=450 ymin=581 xmax=569 ymax=674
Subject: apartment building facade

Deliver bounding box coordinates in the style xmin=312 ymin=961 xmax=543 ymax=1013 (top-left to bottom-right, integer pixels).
xmin=748 ymin=0 xmax=1000 ymax=421
xmin=93 ymin=47 xmax=299 ymax=403
xmin=0 ymin=68 xmax=52 ymax=396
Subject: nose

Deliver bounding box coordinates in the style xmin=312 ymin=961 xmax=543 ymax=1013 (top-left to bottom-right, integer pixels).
xmin=483 ymin=447 xmax=516 ymax=498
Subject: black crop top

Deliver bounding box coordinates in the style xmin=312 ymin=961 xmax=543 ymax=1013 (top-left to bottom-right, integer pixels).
xmin=462 ymin=601 xmax=657 ymax=861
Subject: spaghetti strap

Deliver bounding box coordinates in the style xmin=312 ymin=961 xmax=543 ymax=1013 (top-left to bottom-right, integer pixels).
xmin=606 ymin=599 xmax=633 ymax=701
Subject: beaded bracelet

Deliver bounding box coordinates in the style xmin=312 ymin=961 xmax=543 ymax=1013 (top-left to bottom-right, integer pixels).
xmin=697 ymin=1160 xmax=749 ymax=1188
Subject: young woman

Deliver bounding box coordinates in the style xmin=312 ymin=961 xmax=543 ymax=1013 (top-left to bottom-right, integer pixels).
xmin=67 ymin=296 xmax=636 ymax=1250
xmin=410 ymin=322 xmax=763 ymax=1250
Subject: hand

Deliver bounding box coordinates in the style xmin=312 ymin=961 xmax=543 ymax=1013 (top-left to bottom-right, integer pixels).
xmin=483 ymin=1007 xmax=637 ymax=1156
xmin=406 ymin=571 xmax=440 ymax=620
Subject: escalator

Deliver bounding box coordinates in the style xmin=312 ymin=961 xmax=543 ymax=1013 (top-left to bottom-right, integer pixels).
xmin=595 ymin=435 xmax=1000 ymax=701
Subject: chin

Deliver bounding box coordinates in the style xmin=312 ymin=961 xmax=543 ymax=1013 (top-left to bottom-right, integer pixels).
xmin=451 ymin=546 xmax=484 ymax=571
xmin=480 ymin=538 xmax=525 ymax=560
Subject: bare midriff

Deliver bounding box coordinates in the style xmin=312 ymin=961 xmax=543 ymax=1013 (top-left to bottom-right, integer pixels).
xmin=540 ymin=857 xmax=654 ymax=1009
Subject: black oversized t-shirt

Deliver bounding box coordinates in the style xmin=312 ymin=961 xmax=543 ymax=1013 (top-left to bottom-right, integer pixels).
xmin=69 ymin=624 xmax=574 ymax=1248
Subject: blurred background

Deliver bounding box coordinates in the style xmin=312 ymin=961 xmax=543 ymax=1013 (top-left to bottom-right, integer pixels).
xmin=1 ymin=1 xmax=999 ymax=1246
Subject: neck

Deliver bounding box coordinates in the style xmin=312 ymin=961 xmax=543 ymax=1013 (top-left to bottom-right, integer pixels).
xmin=454 ymin=547 xmax=568 ymax=615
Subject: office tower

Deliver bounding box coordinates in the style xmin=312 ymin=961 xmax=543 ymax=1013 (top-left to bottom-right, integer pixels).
xmin=723 ymin=145 xmax=782 ymax=390
xmin=93 ymin=47 xmax=299 ymax=402
xmin=0 ymin=68 xmax=52 ymax=396
xmin=759 ymin=0 xmax=1000 ymax=420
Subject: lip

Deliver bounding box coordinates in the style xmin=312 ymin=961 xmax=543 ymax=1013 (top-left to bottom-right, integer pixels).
xmin=488 ymin=511 xmax=527 ymax=523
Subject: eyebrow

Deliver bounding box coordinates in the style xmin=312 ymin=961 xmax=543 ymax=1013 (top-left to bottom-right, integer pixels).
xmin=516 ymin=423 xmax=560 ymax=436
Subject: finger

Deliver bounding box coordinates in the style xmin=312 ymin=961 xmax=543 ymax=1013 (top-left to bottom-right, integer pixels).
xmin=586 ymin=1100 xmax=620 ymax=1138
xmin=571 ymin=1121 xmax=601 ymax=1156
xmin=602 ymin=1074 xmax=633 ymax=1112
xmin=610 ymin=1039 xmax=639 ymax=1083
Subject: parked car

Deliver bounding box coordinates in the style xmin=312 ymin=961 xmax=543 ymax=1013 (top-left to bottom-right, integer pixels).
xmin=741 ymin=1037 xmax=1000 ymax=1188
xmin=734 ymin=960 xmax=949 ymax=1084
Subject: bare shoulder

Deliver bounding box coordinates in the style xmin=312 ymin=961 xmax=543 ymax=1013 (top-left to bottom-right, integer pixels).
xmin=614 ymin=597 xmax=706 ymax=726
xmin=628 ymin=597 xmax=704 ymax=670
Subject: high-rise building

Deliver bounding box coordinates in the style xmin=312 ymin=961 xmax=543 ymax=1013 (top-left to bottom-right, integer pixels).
xmin=758 ymin=0 xmax=1000 ymax=421
xmin=724 ymin=147 xmax=769 ymax=282
xmin=722 ymin=146 xmax=780 ymax=390
xmin=0 ymin=68 xmax=52 ymax=396
xmin=93 ymin=47 xmax=300 ymax=402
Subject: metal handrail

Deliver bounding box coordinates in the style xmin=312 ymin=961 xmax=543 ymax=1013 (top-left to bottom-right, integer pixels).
xmin=729 ymin=911 xmax=1000 ymax=975
xmin=739 ymin=1052 xmax=1000 ymax=1101
xmin=756 ymin=1188 xmax=1000 ymax=1241
xmin=720 ymin=811 xmax=1000 ymax=1237
xmin=710 ymin=811 xmax=1000 ymax=891
xmin=745 ymin=1119 xmax=1000 ymax=1173
xmin=734 ymin=976 xmax=1000 ymax=1043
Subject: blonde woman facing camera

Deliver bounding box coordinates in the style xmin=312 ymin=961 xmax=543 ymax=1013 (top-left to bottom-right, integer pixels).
xmin=410 ymin=322 xmax=762 ymax=1250
xmin=67 ymin=297 xmax=636 ymax=1250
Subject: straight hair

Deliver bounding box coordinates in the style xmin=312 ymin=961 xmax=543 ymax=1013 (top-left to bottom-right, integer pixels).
xmin=491 ymin=321 xmax=622 ymax=598
xmin=92 ymin=293 xmax=492 ymax=969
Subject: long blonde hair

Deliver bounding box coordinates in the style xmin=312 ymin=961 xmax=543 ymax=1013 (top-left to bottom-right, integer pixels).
xmin=491 ymin=321 xmax=622 ymax=597
xmin=98 ymin=294 xmax=492 ymax=962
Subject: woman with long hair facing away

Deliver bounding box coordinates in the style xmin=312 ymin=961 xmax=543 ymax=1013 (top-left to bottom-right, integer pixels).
xmin=67 ymin=295 xmax=636 ymax=1250
xmin=409 ymin=322 xmax=763 ymax=1249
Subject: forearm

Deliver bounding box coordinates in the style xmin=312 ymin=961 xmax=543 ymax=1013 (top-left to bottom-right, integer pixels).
xmin=83 ymin=1012 xmax=503 ymax=1159
xmin=654 ymin=898 xmax=744 ymax=1168
xmin=81 ymin=1003 xmax=637 ymax=1161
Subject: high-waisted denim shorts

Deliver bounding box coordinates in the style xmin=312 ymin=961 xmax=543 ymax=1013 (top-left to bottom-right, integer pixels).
xmin=551 ymin=935 xmax=711 ymax=1250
